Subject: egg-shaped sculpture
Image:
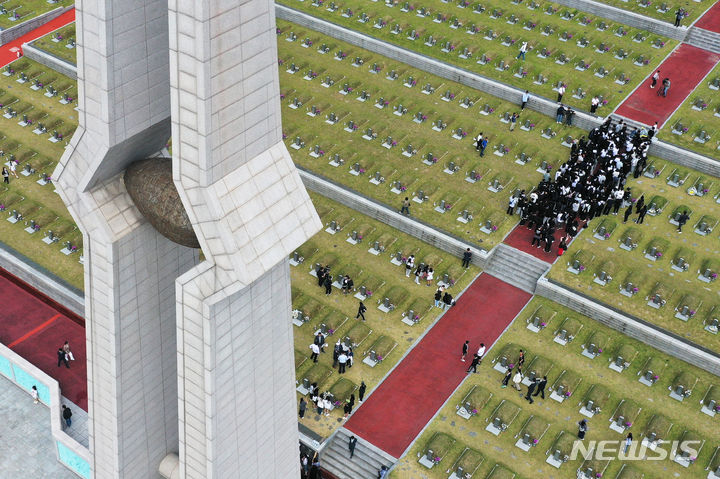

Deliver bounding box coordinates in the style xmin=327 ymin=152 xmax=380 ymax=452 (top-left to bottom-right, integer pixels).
xmin=124 ymin=158 xmax=200 ymax=248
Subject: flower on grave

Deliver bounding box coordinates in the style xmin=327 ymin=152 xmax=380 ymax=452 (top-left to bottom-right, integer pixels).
xmin=711 ymin=273 xmax=718 ymax=279
xmin=318 ymin=150 xmax=325 ymax=156
xmin=530 ymin=123 xmax=536 ymax=128
xmin=584 ymin=63 xmax=590 ymax=69
xmin=413 ymin=314 xmax=419 ymax=320
xmin=444 ymin=203 xmax=452 ymax=210
xmin=347 ymin=87 xmax=353 ymax=92
xmin=71 ymin=246 xmax=77 ymax=252
xmin=567 ymin=33 xmax=573 ymax=39
xmin=377 ymin=354 xmax=383 ymax=361
xmin=392 ymin=141 xmax=397 ymax=146
xmin=689 ymin=310 xmax=696 ymax=316
xmin=654 ymin=170 xmax=660 ymax=177
xmin=34 ymin=224 xmax=40 ymax=230
xmin=328 ymin=329 xmax=335 ymax=334
xmin=334 ymin=400 xmax=341 ymax=407
xmin=503 ymin=146 xmax=510 ymax=153
xmin=643 ymin=59 xmax=650 ymax=65
xmin=521 ymin=70 xmax=528 ymax=77
xmin=280 ymin=93 xmax=285 ymax=99
xmin=352 ymin=124 xmax=359 ymax=130
xmin=659 ymin=41 xmax=665 ymax=46
xmin=0 ymin=204 xmax=4 ymax=211
xmin=411 ymin=79 xmax=417 ymax=86
xmin=653 ymin=375 xmax=659 ymax=380
xmin=565 ymin=391 xmax=572 ymax=397
xmin=578 ymin=265 xmax=586 ymax=271
xmin=714 ymin=404 xmax=720 ymax=412
xmin=508 ymin=363 xmax=515 ymax=369
xmin=655 ymin=251 xmax=662 ymax=258
xmin=409 ymin=4 xmax=415 ymax=9
xmin=596 ymin=474 xmax=602 ymax=478
xmin=540 ymin=322 xmax=546 ymax=327
xmin=603 ymin=45 xmax=610 ymax=52
xmin=682 ymin=127 xmax=689 ymax=132
xmin=450 ymin=44 xmax=456 ymax=50
xmin=598 ymin=348 xmax=603 ymax=353
xmin=702 ymin=102 xmax=708 ymax=108
xmin=462 ymin=131 xmax=468 ymax=137
xmin=365 ymin=290 xmax=373 ymax=297
xmin=434 ymin=456 xmax=441 ymax=463
xmin=421 ymin=115 xmax=427 ymax=120
xmin=449 ymin=93 xmax=455 ymax=99
xmin=604 ymin=232 xmax=610 ymax=238
xmin=471 ymin=408 xmax=478 ymax=414
xmin=533 ymin=438 xmax=539 ymax=444
xmin=276 ymin=28 xmax=281 ymax=34
xmin=359 ymin=168 xmax=366 ymax=174
xmin=491 ymin=225 xmax=498 ymax=232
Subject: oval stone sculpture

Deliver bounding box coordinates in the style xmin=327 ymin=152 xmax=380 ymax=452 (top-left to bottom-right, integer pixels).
xmin=124 ymin=158 xmax=200 ymax=248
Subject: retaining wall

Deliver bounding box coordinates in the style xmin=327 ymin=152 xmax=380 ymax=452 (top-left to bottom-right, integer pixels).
xmin=0 ymin=342 xmax=90 ymax=478
xmin=276 ymin=5 xmax=720 ymax=178
xmin=536 ymin=277 xmax=720 ymax=376
xmin=0 ymin=6 xmax=73 ymax=46
xmin=22 ymin=42 xmax=77 ymax=79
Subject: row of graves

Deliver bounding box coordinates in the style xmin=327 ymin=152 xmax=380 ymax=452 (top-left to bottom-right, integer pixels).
xmin=285 ymin=0 xmax=673 ymax=110
xmin=662 ymin=72 xmax=720 ymax=158
xmin=278 ymin=21 xmax=585 ymax=248
xmin=290 ymin=196 xmax=477 ymax=426
xmin=404 ymin=298 xmax=720 ymax=478
xmin=0 ymin=0 xmax=73 ymax=30
xmin=29 ymin=23 xmax=77 ymax=65
xmin=3 ymin=59 xmax=78 ymax=142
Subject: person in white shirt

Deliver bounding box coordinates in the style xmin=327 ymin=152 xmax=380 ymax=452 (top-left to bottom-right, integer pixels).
xmin=31 ymin=385 xmax=39 ymax=404
xmin=323 ymin=397 xmax=332 ymax=416
xmin=476 ymin=343 xmax=486 ymax=360
xmin=309 ymin=343 xmax=320 ymax=362
xmin=512 ymin=369 xmax=523 ymax=391
xmin=338 ymin=352 xmax=348 ymax=374
xmin=520 ymin=90 xmax=530 ymax=110
xmin=405 ymin=255 xmax=415 ymax=277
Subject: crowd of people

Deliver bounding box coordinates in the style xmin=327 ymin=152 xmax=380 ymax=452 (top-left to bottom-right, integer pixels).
xmin=506 ymin=117 xmax=656 ymax=254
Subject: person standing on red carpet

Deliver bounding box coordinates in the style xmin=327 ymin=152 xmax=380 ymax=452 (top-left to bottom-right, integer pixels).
xmin=650 ymin=70 xmax=659 ymax=89
xmin=461 ymin=340 xmax=469 ymax=361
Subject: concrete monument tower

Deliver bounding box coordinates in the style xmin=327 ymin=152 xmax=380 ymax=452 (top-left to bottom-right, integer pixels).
xmin=53 ymin=0 xmax=320 ymax=477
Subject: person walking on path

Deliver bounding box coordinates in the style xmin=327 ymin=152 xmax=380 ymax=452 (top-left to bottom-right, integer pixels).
xmin=509 ymin=112 xmax=519 ymax=131
xmin=299 ymin=397 xmax=307 ymax=419
xmin=578 ymin=419 xmax=588 ymax=439
xmin=57 ymin=347 xmax=70 ymax=368
xmin=434 ymin=286 xmax=444 ymax=308
xmin=520 ymin=90 xmax=530 ymax=110
xmin=400 ymin=197 xmax=410 ymax=215
xmin=466 ymin=353 xmax=481 ymax=373
xmin=501 ymin=369 xmax=512 ymax=388
xmin=479 ymin=137 xmax=488 ymax=157
xmin=659 ymin=78 xmax=670 ymax=97
xmin=516 ymin=41 xmax=528 ymax=60
xmin=624 ymin=432 xmax=633 ymax=454
xmin=62 ymin=341 xmax=74 ymax=361
xmin=31 ymin=385 xmax=39 ymax=404
xmin=556 ymin=84 xmax=565 ymax=103
xmin=461 ymin=248 xmax=472 ymax=268
xmin=650 ymin=70 xmax=659 ymax=89
xmin=674 ymin=8 xmax=683 ymax=27
xmin=62 ymin=405 xmax=72 ymax=428
xmin=348 ymin=435 xmax=357 ymax=458
xmin=512 ymin=368 xmax=523 ymax=391
xmin=461 ymin=340 xmax=470 ymax=361
xmin=525 ymin=378 xmax=538 ymax=404
xmin=476 ymin=343 xmax=486 ymax=363
xmin=533 ymin=376 xmax=547 ymax=399
xmin=309 ymin=342 xmax=320 ymax=363
xmin=676 ymin=210 xmax=689 ymax=233
xmin=356 ymin=301 xmax=367 ymax=321
xmin=358 ymin=381 xmax=367 ymax=402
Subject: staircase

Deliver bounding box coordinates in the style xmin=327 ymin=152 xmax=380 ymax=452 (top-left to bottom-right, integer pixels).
xmin=321 ymin=427 xmax=395 ymax=479
xmin=685 ymin=27 xmax=720 ymax=54
xmin=484 ymin=244 xmax=551 ymax=293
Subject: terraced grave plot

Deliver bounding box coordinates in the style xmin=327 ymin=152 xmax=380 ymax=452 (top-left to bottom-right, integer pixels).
xmin=292 ymin=192 xmax=479 ymax=438
xmin=279 ymin=0 xmax=676 ymax=111
xmin=0 ymin=0 xmax=73 ymax=30
xmin=394 ymin=296 xmax=720 ymax=479
xmin=29 ymin=22 xmax=77 ymax=65
xmin=0 ymin=57 xmax=81 ymax=288
xmin=660 ymin=61 xmax=720 ymax=158
xmin=546 ymin=155 xmax=720 ymax=353
xmin=278 ymin=20 xmax=586 ymax=249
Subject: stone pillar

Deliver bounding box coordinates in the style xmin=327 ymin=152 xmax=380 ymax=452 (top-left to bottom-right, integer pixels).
xmin=168 ymin=0 xmax=321 ymax=477
xmin=54 ymin=1 xmax=197 ymax=478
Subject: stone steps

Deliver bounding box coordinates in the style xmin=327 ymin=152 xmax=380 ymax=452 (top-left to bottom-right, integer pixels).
xmin=685 ymin=28 xmax=720 ymax=54
xmin=321 ymin=427 xmax=395 ymax=479
xmin=484 ymin=244 xmax=550 ymax=293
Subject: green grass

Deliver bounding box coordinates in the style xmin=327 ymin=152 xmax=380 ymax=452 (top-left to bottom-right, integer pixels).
xmin=659 ymin=61 xmax=720 ymax=158
xmin=294 ymin=192 xmax=479 ymax=437
xmin=392 ymin=296 xmax=720 ymax=478
xmin=546 ymin=158 xmax=720 ymax=352
xmin=30 ymin=23 xmax=77 ymax=65
xmin=278 ymin=19 xmax=586 ymax=250
xmin=279 ymin=0 xmax=678 ymax=111
xmin=0 ymin=58 xmax=81 ymax=288
xmin=0 ymin=0 xmax=73 ymax=29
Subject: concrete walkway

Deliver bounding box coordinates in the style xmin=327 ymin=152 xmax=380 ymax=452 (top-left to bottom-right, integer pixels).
xmin=0 ymin=374 xmax=78 ymax=478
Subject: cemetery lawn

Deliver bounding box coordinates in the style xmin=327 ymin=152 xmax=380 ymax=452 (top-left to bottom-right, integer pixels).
xmin=278 ymin=20 xmax=587 ymax=250
xmin=0 ymin=0 xmax=73 ymax=30
xmin=279 ymin=0 xmax=677 ymax=112
xmin=30 ymin=23 xmax=77 ymax=65
xmin=582 ymin=0 xmax=712 ymax=24
xmin=293 ymin=193 xmax=480 ymax=439
xmin=546 ymin=155 xmax=720 ymax=353
xmin=0 ymin=57 xmax=81 ymax=288
xmin=392 ymin=296 xmax=720 ymax=479
xmin=658 ymin=61 xmax=720 ymax=158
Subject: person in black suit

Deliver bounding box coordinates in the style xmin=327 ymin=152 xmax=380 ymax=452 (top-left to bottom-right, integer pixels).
xmin=525 ymin=378 xmax=538 ymax=403
xmin=533 ymin=376 xmax=548 ymax=399
xmin=461 ymin=248 xmax=472 ymax=268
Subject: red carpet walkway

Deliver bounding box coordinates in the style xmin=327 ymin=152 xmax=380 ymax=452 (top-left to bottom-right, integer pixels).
xmin=0 ymin=270 xmax=87 ymax=410
xmin=0 ymin=9 xmax=75 ymax=67
xmin=345 ymin=274 xmax=531 ymax=458
xmin=614 ymin=43 xmax=720 ymax=126
xmin=503 ymin=225 xmax=558 ymax=262
xmin=694 ymin=2 xmax=720 ymax=33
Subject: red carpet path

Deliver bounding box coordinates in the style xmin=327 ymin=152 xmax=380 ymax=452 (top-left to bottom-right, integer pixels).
xmin=0 ymin=9 xmax=75 ymax=67
xmin=694 ymin=2 xmax=720 ymax=33
xmin=614 ymin=44 xmax=720 ymax=126
xmin=502 ymin=225 xmax=559 ymax=262
xmin=345 ymin=275 xmax=531 ymax=458
xmin=0 ymin=270 xmax=87 ymax=410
